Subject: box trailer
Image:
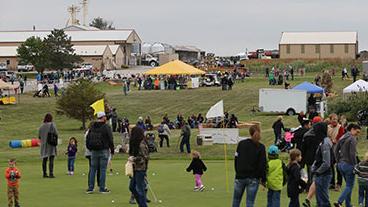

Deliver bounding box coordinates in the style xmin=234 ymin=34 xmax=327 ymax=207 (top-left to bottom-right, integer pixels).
xmin=259 ymin=89 xmax=307 ymax=115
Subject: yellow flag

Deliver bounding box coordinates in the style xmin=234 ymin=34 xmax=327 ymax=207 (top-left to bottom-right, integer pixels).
xmin=90 ymin=99 xmax=104 ymax=115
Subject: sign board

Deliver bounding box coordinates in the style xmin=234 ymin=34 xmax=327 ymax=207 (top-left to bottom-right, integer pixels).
xmin=190 ymin=77 xmax=200 ymax=88
xmin=199 ymin=128 xmax=240 ymax=144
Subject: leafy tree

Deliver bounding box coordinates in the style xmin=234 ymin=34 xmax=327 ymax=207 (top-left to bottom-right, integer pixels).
xmin=56 ymin=79 xmax=105 ymax=129
xmin=90 ymin=17 xmax=115 ymax=30
xmin=328 ymin=92 xmax=368 ymax=121
xmin=17 ymin=36 xmax=48 ymax=73
xmin=43 ymin=29 xmax=82 ymax=70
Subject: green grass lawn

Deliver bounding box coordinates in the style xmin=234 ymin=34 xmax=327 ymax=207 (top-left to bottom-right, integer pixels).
xmin=0 ymin=160 xmax=361 ymax=207
xmin=0 ymin=73 xmax=367 ymax=206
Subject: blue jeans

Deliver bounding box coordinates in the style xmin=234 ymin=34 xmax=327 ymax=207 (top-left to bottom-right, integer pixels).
xmin=68 ymin=156 xmax=75 ymax=172
xmin=180 ymin=137 xmax=191 ymax=153
xmin=88 ymin=149 xmax=109 ymax=192
xmin=267 ymin=189 xmax=280 ymax=207
xmin=129 ymin=170 xmax=147 ymax=207
xmin=338 ymin=162 xmax=355 ymax=207
xmin=315 ymin=174 xmax=332 ymax=207
xmin=359 ymin=183 xmax=368 ymax=207
xmin=288 ymin=195 xmax=299 ymax=207
xmin=232 ymin=178 xmax=259 ymax=207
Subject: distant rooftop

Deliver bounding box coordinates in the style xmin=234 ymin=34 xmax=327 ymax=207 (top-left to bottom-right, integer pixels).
xmin=280 ymin=32 xmax=358 ymax=44
xmin=0 ymin=29 xmax=141 ymax=44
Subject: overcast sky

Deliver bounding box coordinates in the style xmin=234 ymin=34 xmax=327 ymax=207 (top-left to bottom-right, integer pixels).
xmin=0 ymin=0 xmax=365 ymax=55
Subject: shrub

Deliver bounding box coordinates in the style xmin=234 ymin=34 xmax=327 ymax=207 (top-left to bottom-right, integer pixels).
xmin=328 ymin=92 xmax=368 ymax=121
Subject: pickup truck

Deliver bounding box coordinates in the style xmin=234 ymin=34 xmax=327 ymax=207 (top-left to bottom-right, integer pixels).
xmin=17 ymin=64 xmax=34 ymax=72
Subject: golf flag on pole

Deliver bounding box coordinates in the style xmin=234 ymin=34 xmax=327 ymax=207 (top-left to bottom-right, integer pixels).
xmin=206 ymin=100 xmax=224 ymax=119
xmin=205 ymin=100 xmax=230 ymax=193
xmin=90 ymin=99 xmax=104 ymax=115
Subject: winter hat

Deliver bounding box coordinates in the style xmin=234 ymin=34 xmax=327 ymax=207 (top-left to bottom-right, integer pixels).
xmin=312 ymin=116 xmax=322 ymax=124
xmin=268 ymin=145 xmax=280 ymax=155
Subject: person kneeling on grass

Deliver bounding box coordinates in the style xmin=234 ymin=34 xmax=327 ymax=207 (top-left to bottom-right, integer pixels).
xmin=186 ymin=151 xmax=207 ymax=192
xmin=266 ymin=145 xmax=287 ymax=207
xmin=5 ymin=158 xmax=21 ymax=207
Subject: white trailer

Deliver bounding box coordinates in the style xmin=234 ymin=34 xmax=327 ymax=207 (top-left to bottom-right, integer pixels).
xmin=259 ymin=88 xmax=307 ymax=115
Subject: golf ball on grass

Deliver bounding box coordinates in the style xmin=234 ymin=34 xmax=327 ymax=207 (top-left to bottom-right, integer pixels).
xmin=158 ymin=200 xmax=162 ymax=203
xmin=152 ymin=173 xmax=156 ymax=176
xmin=211 ymin=188 xmax=215 ymax=191
xmin=116 ymin=172 xmax=119 ymax=175
xmin=111 ymin=200 xmax=115 ymax=203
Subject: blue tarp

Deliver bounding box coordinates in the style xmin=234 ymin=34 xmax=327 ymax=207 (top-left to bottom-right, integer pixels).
xmin=293 ymin=81 xmax=324 ymax=94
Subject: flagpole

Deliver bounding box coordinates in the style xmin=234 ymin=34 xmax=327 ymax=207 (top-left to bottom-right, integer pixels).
xmin=223 ymin=121 xmax=230 ymax=193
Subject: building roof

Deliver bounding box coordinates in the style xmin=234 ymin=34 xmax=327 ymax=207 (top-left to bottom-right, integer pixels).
xmin=0 ymin=29 xmax=141 ymax=44
xmin=174 ymin=45 xmax=201 ymax=52
xmin=63 ymin=25 xmax=100 ymax=31
xmin=108 ymin=45 xmax=120 ymax=55
xmin=73 ymin=45 xmax=109 ymax=56
xmin=0 ymin=45 xmax=112 ymax=57
xmin=280 ymin=32 xmax=358 ymax=45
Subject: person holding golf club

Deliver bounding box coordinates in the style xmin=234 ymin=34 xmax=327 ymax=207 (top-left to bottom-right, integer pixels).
xmin=180 ymin=121 xmax=191 ymax=154
xmin=129 ymin=126 xmax=150 ymax=207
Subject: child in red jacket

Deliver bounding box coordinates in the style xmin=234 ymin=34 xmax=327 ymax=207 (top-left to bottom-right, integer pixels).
xmin=5 ymin=158 xmax=21 ymax=207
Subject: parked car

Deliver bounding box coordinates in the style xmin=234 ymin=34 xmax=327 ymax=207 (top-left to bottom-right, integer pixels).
xmin=81 ymin=63 xmax=93 ymax=70
xmin=202 ymin=74 xmax=221 ymax=87
xmin=17 ymin=64 xmax=34 ymax=72
xmin=0 ymin=63 xmax=7 ymax=71
xmin=0 ymin=71 xmax=16 ymax=81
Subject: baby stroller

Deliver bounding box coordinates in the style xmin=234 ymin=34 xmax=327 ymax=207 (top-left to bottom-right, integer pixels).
xmin=146 ymin=132 xmax=158 ymax=153
xmin=276 ymin=129 xmax=294 ymax=152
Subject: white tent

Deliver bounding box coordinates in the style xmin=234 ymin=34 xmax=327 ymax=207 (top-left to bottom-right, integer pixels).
xmin=343 ymin=80 xmax=368 ymax=93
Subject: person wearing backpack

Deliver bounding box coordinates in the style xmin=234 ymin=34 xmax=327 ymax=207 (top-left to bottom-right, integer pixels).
xmin=86 ymin=112 xmax=114 ymax=194
xmin=158 ymin=122 xmax=171 ymax=148
xmin=38 ymin=113 xmax=58 ymax=178
xmin=334 ymin=124 xmax=361 ymax=207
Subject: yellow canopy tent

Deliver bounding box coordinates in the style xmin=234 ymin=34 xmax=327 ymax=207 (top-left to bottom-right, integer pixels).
xmin=144 ymin=60 xmax=205 ymax=75
xmin=0 ymin=79 xmax=18 ymax=104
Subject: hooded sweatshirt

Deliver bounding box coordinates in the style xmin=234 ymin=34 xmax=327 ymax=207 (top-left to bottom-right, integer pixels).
xmin=301 ymin=122 xmax=327 ymax=166
xmin=90 ymin=121 xmax=114 ymax=154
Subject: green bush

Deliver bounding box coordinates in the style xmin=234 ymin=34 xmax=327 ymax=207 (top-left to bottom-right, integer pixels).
xmin=328 ymin=92 xmax=368 ymax=121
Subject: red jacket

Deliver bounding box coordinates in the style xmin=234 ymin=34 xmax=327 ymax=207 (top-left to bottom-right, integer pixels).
xmin=5 ymin=167 xmax=21 ymax=187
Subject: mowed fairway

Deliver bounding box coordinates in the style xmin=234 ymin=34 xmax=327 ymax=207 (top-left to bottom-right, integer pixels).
xmin=0 ymin=73 xmax=367 ymax=206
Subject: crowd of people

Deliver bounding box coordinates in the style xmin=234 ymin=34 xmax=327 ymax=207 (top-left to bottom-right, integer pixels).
xmin=233 ymin=112 xmax=365 ymax=207
xmin=266 ymin=66 xmax=295 ymax=87
xmin=4 ymin=104 xmax=366 ymax=207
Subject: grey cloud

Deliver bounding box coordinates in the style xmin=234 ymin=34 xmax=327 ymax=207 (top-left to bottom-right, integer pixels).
xmin=0 ymin=0 xmax=366 ymax=55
